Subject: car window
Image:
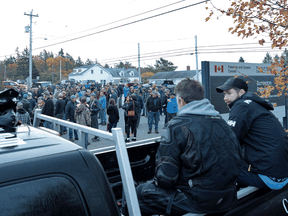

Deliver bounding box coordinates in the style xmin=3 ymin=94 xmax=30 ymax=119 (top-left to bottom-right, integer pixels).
xmin=0 ymin=177 xmax=87 ymax=216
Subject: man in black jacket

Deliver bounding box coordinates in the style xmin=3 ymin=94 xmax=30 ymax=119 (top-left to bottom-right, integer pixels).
xmin=146 ymin=91 xmax=161 ymax=134
xmin=216 ymin=77 xmax=288 ymax=190
xmin=90 ymin=93 xmax=101 ymax=142
xmin=55 ymin=93 xmax=65 ymax=135
xmin=65 ymin=95 xmax=78 ymax=142
xmin=41 ymin=91 xmax=54 ymax=129
xmin=136 ymin=78 xmax=242 ymax=216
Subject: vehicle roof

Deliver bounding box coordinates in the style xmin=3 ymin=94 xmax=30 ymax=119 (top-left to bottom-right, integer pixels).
xmin=0 ymin=125 xmax=81 ymax=165
xmin=35 ymin=81 xmax=51 ymax=83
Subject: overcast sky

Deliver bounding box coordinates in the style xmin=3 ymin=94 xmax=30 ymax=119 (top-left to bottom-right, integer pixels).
xmin=1 ymin=0 xmax=284 ymax=71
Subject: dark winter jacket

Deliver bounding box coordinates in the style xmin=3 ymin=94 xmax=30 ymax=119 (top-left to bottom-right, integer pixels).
xmin=28 ymin=98 xmax=36 ymax=111
xmin=41 ymin=98 xmax=54 ymax=117
xmin=146 ymin=96 xmax=161 ymax=112
xmin=107 ymin=105 xmax=119 ymax=123
xmin=228 ymin=92 xmax=288 ymax=178
xmin=155 ymin=99 xmax=241 ymax=213
xmin=65 ymin=101 xmax=77 ymax=122
xmin=90 ymin=99 xmax=101 ymax=116
xmin=109 ymin=92 xmax=118 ymax=104
xmin=126 ymin=100 xmax=140 ymax=121
xmin=135 ymin=93 xmax=144 ymax=110
xmin=22 ymin=99 xmax=32 ymax=116
xmin=55 ymin=99 xmax=65 ymax=116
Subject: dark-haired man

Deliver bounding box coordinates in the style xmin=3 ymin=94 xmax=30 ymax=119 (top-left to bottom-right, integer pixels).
xmin=136 ymin=78 xmax=242 ymax=216
xmin=216 ymin=77 xmax=288 ymax=190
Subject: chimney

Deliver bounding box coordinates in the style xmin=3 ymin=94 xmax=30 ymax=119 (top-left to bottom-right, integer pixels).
xmin=187 ymin=65 xmax=190 ymax=71
xmin=125 ymin=64 xmax=129 ymax=69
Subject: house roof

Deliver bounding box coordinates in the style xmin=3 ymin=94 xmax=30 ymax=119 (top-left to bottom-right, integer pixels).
xmin=105 ymin=68 xmax=140 ymax=78
xmin=68 ymin=65 xmax=96 ymax=76
xmin=68 ymin=65 xmax=139 ymax=78
xmin=149 ymin=70 xmax=198 ymax=79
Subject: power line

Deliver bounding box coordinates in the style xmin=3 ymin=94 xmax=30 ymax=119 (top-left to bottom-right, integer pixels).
xmin=46 ymin=0 xmax=188 ymax=42
xmin=31 ymin=0 xmax=210 ymax=51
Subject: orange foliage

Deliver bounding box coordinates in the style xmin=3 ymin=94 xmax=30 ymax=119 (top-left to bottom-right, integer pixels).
xmin=206 ymin=0 xmax=288 ymax=49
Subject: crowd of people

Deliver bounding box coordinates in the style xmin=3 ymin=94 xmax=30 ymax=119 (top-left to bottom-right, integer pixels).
xmin=8 ymin=77 xmax=288 ymax=215
xmin=10 ymin=81 xmax=178 ymax=146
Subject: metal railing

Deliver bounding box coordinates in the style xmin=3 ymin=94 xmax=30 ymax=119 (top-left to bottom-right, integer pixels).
xmin=33 ymin=109 xmax=141 ymax=216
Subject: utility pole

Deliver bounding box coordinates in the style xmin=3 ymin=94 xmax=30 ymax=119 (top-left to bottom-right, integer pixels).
xmin=52 ymin=65 xmax=54 ymax=84
xmin=24 ymin=10 xmax=39 ymax=88
xmin=60 ymin=59 xmax=62 ymax=82
xmin=138 ymin=43 xmax=141 ymax=84
xmin=195 ymin=35 xmax=199 ymax=82
xmin=4 ymin=65 xmax=6 ymax=81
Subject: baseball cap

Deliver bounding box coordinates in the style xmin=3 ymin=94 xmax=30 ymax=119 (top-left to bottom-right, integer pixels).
xmin=70 ymin=95 xmax=76 ymax=100
xmin=90 ymin=93 xmax=96 ymax=96
xmin=23 ymin=94 xmax=28 ymax=99
xmin=17 ymin=102 xmax=23 ymax=107
xmin=216 ymin=77 xmax=248 ymax=93
xmin=28 ymin=92 xmax=32 ymax=96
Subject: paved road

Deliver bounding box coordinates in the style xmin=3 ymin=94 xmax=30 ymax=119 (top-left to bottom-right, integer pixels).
xmin=61 ymin=108 xmax=165 ymax=150
xmin=61 ymin=105 xmax=286 ymax=150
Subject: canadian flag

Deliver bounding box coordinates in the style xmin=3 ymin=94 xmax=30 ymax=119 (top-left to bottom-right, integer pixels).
xmin=214 ymin=65 xmax=224 ymax=73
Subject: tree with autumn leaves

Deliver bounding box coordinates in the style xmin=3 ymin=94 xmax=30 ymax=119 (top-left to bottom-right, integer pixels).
xmin=206 ymin=0 xmax=288 ymax=98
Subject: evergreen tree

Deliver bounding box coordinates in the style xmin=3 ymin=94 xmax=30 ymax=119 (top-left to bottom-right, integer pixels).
xmin=58 ymin=48 xmax=65 ymax=58
xmin=75 ymin=56 xmax=83 ymax=67
xmin=263 ymin=52 xmax=272 ymax=64
xmin=114 ymin=61 xmax=125 ymax=68
xmin=85 ymin=58 xmax=94 ymax=65
xmin=274 ymin=54 xmax=280 ymax=63
xmin=281 ymin=49 xmax=288 ymax=66
xmin=104 ymin=64 xmax=110 ymax=68
xmin=154 ymin=58 xmax=177 ymax=72
xmin=238 ymin=56 xmax=245 ymax=63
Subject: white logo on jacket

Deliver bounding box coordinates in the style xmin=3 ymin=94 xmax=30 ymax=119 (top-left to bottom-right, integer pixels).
xmin=227 ymin=120 xmax=236 ymax=127
xmin=244 ymin=100 xmax=252 ymax=104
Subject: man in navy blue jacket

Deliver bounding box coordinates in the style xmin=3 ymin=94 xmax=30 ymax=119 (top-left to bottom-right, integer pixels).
xmin=217 ymin=77 xmax=288 ymax=190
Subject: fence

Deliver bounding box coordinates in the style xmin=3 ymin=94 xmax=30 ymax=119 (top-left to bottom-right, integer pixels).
xmin=33 ymin=109 xmax=141 ymax=216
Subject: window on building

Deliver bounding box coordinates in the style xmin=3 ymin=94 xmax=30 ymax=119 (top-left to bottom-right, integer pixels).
xmin=91 ymin=70 xmax=94 ymax=74
xmin=100 ymin=70 xmax=103 ymax=74
xmin=129 ymin=71 xmax=134 ymax=76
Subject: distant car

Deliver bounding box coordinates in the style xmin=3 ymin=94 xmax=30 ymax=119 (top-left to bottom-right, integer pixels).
xmin=2 ymin=81 xmax=27 ymax=90
xmin=34 ymin=81 xmax=52 ymax=88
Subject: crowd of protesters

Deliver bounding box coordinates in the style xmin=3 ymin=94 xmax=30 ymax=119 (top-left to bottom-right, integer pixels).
xmin=7 ymin=80 xmax=178 ymax=147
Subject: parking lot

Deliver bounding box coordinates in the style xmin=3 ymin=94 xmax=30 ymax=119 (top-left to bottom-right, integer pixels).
xmin=61 ymin=107 xmax=165 ymax=150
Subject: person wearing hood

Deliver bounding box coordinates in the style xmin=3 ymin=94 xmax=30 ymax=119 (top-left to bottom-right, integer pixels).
xmin=217 ymin=77 xmax=288 ymax=190
xmin=136 ymin=78 xmax=242 ymax=216
xmin=74 ymin=96 xmax=91 ymax=148
xmin=15 ymin=102 xmax=31 ymax=125
xmin=21 ymin=94 xmax=32 ymax=117
xmin=107 ymin=98 xmax=119 ymax=133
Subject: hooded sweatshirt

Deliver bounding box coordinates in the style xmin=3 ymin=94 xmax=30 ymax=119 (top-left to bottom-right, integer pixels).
xmin=228 ymin=92 xmax=288 ymax=178
xmin=74 ymin=104 xmax=91 ymax=126
xmin=177 ymin=98 xmax=220 ymax=117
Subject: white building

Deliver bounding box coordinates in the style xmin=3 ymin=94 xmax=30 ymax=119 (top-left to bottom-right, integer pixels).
xmin=148 ymin=69 xmax=199 ymax=85
xmin=68 ymin=64 xmax=140 ymax=85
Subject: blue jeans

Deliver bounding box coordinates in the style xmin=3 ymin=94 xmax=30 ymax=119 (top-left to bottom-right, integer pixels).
xmin=43 ymin=121 xmax=52 ymax=129
xmin=142 ymin=105 xmax=146 ymax=115
xmin=62 ymin=114 xmax=67 ymax=132
xmin=108 ymin=122 xmax=117 ymax=133
xmin=237 ymin=163 xmax=269 ymax=189
xmin=148 ymin=111 xmax=160 ymax=131
xmin=84 ymin=133 xmax=88 ymax=149
xmin=99 ymin=109 xmax=106 ymax=124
